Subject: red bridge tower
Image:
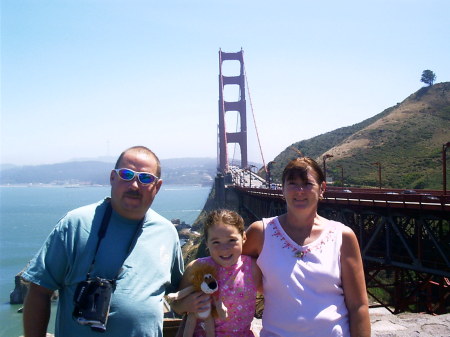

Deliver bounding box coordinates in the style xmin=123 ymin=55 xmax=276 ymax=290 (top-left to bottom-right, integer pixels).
xmin=218 ymin=49 xmax=248 ymax=173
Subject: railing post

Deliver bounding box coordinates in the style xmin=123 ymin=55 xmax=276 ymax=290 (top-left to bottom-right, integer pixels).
xmin=443 ymin=142 xmax=450 ymax=195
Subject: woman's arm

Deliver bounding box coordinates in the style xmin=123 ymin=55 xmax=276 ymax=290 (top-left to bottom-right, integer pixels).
xmin=341 ymin=226 xmax=371 ymax=337
xmin=244 ymin=221 xmax=264 ymax=294
xmin=250 ymin=257 xmax=263 ymax=293
xmin=242 ymin=220 xmax=264 ymax=258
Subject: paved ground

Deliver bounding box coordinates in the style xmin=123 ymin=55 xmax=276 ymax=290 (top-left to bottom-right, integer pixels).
xmin=251 ymin=307 xmax=450 ymax=337
xmin=368 ymin=307 xmax=450 ymax=337
xmin=21 ymin=308 xmax=450 ymax=337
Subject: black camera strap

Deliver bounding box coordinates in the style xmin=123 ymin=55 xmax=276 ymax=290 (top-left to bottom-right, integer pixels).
xmin=85 ymin=200 xmax=144 ymax=281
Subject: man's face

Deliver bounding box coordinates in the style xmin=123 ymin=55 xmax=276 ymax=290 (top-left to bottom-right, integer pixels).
xmin=110 ymin=150 xmax=162 ymax=220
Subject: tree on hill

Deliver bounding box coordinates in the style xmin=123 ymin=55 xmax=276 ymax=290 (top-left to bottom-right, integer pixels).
xmin=421 ymin=69 xmax=436 ymax=86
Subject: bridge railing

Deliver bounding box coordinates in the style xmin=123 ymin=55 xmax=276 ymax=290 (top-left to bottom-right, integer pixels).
xmin=230 ymin=184 xmax=450 ymax=211
xmin=323 ymin=190 xmax=450 ymax=212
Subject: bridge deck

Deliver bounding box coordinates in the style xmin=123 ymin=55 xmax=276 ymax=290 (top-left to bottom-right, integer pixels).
xmin=233 ymin=185 xmax=450 ymax=212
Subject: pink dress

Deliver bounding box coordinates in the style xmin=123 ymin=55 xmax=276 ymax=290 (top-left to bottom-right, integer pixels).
xmin=193 ymin=255 xmax=257 ymax=337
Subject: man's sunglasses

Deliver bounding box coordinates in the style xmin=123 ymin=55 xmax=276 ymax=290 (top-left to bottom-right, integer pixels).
xmin=114 ymin=168 xmax=159 ymax=185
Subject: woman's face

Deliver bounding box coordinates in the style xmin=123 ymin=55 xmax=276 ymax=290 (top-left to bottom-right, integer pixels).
xmin=206 ymin=222 xmax=245 ymax=268
xmin=282 ymin=169 xmax=325 ymax=211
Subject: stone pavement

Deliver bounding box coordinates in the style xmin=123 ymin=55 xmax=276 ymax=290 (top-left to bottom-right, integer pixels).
xmin=20 ymin=308 xmax=450 ymax=337
xmin=369 ymin=307 xmax=450 ymax=337
xmin=251 ymin=307 xmax=450 ymax=337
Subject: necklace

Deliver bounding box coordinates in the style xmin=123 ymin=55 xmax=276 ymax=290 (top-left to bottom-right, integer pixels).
xmin=294 ymin=249 xmax=311 ymax=259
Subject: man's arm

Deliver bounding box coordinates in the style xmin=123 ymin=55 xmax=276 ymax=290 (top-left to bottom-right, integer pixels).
xmin=23 ymin=283 xmax=54 ymax=337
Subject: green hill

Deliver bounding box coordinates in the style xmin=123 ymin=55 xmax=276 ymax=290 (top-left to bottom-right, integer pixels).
xmin=269 ymin=82 xmax=450 ymax=189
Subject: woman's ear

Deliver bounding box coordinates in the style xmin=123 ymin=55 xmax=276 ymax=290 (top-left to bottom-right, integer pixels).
xmin=320 ymin=182 xmax=326 ymax=199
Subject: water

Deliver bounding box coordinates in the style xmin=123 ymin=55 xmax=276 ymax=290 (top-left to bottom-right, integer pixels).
xmin=0 ymin=184 xmax=211 ymax=337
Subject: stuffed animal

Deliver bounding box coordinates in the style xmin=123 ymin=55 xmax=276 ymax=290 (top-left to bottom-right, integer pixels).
xmin=167 ymin=263 xmax=227 ymax=337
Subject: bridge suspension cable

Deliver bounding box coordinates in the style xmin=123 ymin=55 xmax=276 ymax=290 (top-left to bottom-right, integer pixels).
xmin=242 ymin=52 xmax=267 ymax=173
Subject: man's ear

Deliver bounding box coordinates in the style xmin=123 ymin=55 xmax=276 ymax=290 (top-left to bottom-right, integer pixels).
xmin=242 ymin=231 xmax=247 ymax=244
xmin=154 ymin=179 xmax=163 ymax=193
xmin=110 ymin=170 xmax=116 ymax=184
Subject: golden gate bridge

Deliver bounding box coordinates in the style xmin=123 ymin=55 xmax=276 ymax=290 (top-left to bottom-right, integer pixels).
xmin=215 ymin=49 xmax=450 ymax=314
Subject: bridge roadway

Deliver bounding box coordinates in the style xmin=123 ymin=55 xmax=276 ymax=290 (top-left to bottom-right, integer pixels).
xmin=235 ymin=185 xmax=450 ymax=212
xmin=228 ymin=165 xmax=450 ymax=211
xmin=221 ymin=167 xmax=449 ymax=313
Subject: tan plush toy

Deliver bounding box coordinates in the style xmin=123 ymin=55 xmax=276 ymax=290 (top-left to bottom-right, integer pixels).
xmin=167 ymin=263 xmax=228 ymax=337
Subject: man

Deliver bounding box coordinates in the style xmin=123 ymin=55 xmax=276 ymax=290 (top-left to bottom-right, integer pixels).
xmin=22 ymin=146 xmax=184 ymax=337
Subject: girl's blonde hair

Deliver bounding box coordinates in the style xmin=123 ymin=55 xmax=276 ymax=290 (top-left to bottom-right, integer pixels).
xmin=204 ymin=209 xmax=245 ymax=241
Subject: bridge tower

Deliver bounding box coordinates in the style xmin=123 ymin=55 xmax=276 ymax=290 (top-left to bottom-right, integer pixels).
xmin=218 ymin=49 xmax=248 ymax=173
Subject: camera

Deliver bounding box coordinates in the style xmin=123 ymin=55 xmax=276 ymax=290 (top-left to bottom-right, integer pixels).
xmin=73 ymin=277 xmax=115 ymax=332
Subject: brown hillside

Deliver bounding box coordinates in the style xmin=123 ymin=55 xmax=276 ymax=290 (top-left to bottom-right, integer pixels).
xmin=274 ymin=82 xmax=450 ymax=189
xmin=327 ymin=83 xmax=450 ymax=161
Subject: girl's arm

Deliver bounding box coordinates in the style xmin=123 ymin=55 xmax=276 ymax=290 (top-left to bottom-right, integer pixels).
xmin=169 ymin=260 xmax=211 ymax=315
xmin=341 ymin=226 xmax=371 ymax=337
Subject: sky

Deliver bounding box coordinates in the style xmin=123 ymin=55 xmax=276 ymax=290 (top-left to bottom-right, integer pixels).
xmin=1 ymin=0 xmax=449 ymax=167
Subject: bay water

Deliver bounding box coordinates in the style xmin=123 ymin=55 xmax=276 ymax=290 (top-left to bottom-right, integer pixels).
xmin=0 ymin=184 xmax=211 ymax=337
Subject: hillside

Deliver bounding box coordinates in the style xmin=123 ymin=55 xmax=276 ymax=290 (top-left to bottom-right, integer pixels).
xmin=270 ymin=82 xmax=450 ymax=189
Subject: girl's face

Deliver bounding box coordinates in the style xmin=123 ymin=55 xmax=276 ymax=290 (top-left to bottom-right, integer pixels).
xmin=206 ymin=222 xmax=245 ymax=268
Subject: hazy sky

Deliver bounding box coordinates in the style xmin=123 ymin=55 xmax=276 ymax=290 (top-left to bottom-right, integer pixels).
xmin=1 ymin=0 xmax=449 ymax=166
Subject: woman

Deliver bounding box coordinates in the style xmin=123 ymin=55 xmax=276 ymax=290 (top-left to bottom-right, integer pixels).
xmin=243 ymin=157 xmax=371 ymax=337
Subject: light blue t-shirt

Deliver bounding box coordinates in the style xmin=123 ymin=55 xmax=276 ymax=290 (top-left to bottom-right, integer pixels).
xmin=23 ymin=198 xmax=183 ymax=337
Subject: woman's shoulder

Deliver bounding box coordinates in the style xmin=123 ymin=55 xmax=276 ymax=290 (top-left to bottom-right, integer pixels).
xmin=322 ymin=217 xmax=352 ymax=232
xmin=321 ymin=218 xmax=358 ymax=246
xmin=247 ymin=216 xmax=278 ymax=232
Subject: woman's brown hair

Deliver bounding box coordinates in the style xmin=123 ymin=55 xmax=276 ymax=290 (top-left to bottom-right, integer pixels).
xmin=281 ymin=157 xmax=325 ymax=187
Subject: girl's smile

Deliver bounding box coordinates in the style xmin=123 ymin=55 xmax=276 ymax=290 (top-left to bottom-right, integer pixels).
xmin=206 ymin=222 xmax=246 ymax=268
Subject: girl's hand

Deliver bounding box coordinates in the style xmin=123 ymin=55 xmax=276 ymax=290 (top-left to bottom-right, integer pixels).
xmin=171 ymin=291 xmax=211 ymax=315
xmin=189 ymin=291 xmax=212 ymax=313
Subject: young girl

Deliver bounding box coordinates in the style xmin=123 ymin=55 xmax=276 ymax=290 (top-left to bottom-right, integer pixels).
xmin=179 ymin=209 xmax=261 ymax=337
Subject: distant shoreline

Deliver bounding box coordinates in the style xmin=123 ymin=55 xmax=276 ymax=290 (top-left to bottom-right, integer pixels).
xmin=0 ymin=183 xmax=212 ymax=188
xmin=0 ymin=184 xmax=108 ymax=188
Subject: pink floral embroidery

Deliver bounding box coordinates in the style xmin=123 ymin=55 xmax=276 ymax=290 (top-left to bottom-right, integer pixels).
xmin=270 ymin=219 xmax=336 ymax=259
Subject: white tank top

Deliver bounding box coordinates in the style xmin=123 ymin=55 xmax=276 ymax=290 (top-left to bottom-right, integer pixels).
xmin=258 ymin=217 xmax=350 ymax=337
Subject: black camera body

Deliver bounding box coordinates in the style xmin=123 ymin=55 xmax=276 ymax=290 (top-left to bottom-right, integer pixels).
xmin=73 ymin=277 xmax=115 ymax=332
